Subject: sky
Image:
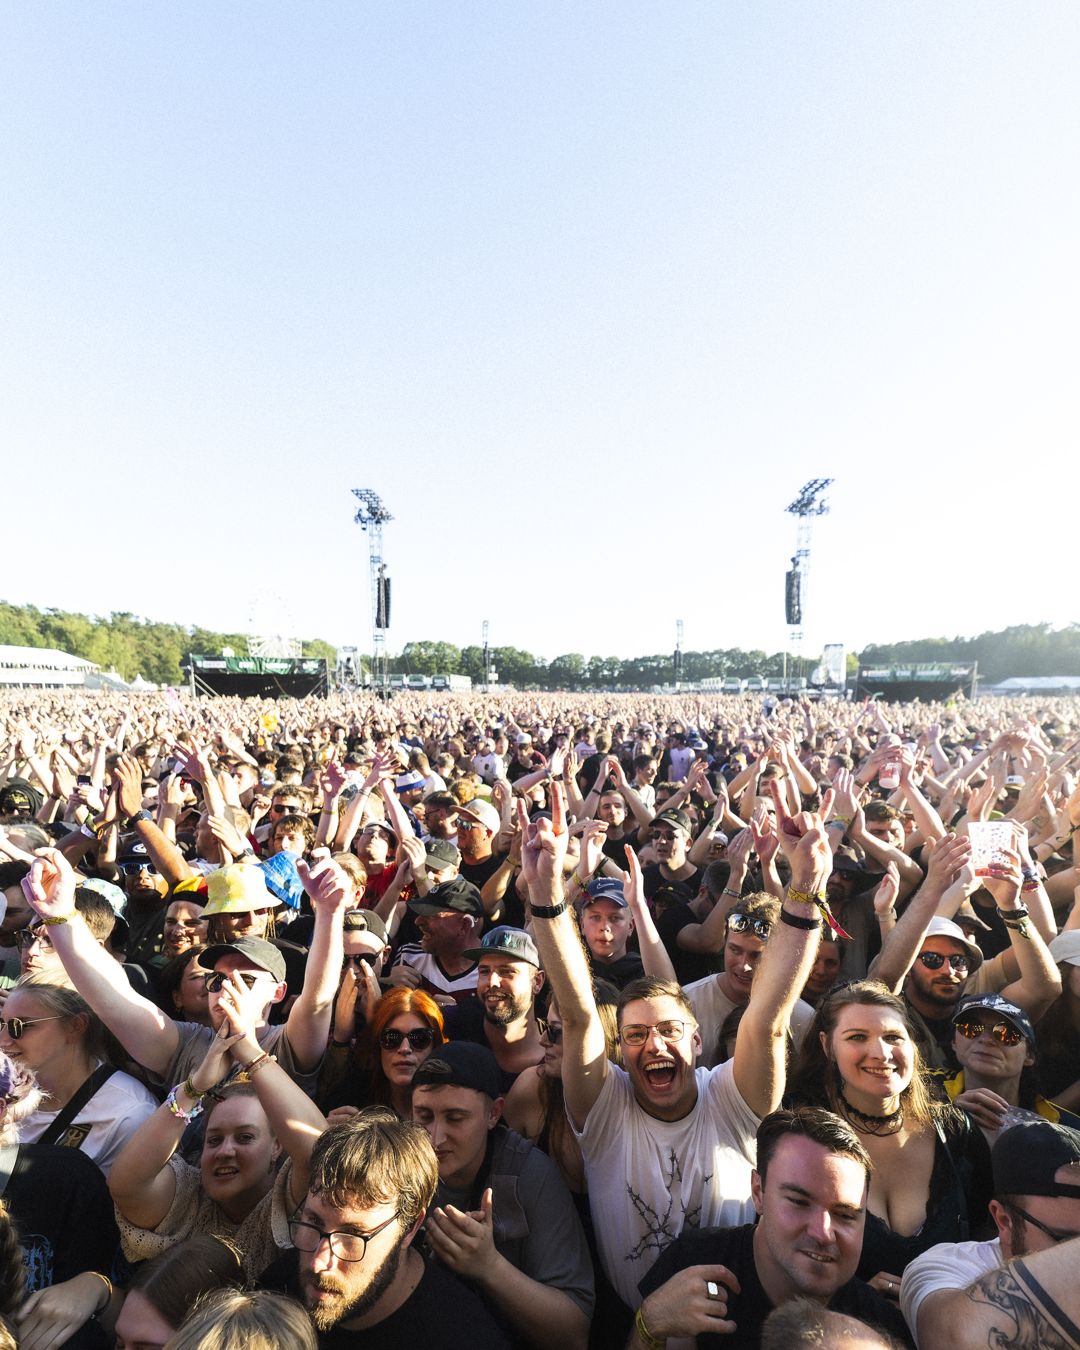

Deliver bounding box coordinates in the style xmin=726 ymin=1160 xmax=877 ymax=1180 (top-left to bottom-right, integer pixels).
xmin=3 ymin=2 xmax=1078 ymax=668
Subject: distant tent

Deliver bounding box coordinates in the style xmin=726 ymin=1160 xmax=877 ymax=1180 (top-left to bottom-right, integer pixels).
xmin=0 ymin=644 xmax=99 ymax=688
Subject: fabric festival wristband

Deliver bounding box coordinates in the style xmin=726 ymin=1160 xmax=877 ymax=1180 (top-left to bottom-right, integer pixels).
xmin=787 ymin=887 xmax=852 ymax=941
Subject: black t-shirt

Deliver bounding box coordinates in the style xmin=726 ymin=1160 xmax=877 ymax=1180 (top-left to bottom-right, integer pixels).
xmin=585 ymin=948 xmax=645 ymax=991
xmin=259 ymin=1247 xmax=510 ymax=1349
xmin=640 ymin=863 xmax=699 ymax=905
xmin=440 ymin=998 xmax=522 ymax=1095
xmin=5 ymin=1143 xmax=118 ymax=1349
xmin=639 ymin=1223 xmax=913 ymax=1349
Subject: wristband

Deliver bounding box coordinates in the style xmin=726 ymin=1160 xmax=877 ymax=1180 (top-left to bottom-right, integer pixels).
xmin=780 ymin=909 xmax=822 ymax=930
xmin=331 ymin=1038 xmax=353 ymax=1049
xmin=787 ymin=887 xmax=853 ymax=941
xmin=634 ymin=1306 xmax=665 ymax=1350
xmin=41 ymin=912 xmax=76 ymax=926
xmin=722 ymin=887 xmax=742 ymax=900
xmin=183 ymin=1076 xmax=206 ymax=1100
xmin=529 ymin=901 xmax=567 ymax=919
xmin=248 ymin=1052 xmax=277 ymax=1076
xmin=829 ymin=815 xmax=852 ymax=828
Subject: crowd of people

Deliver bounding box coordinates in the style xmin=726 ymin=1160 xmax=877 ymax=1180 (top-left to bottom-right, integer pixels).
xmin=1 ymin=684 xmax=1079 ymax=1349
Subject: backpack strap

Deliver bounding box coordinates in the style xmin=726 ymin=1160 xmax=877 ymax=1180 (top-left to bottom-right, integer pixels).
xmin=37 ymin=1064 xmax=117 ymax=1149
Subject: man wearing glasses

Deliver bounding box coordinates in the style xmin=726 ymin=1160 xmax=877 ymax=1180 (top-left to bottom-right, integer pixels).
xmin=519 ymin=785 xmax=829 ymax=1318
xmin=261 ymin=1109 xmax=509 ymax=1347
xmin=901 ymin=1119 xmax=1080 ymax=1347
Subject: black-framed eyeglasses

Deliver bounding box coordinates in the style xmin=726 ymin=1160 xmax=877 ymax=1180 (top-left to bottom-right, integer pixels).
xmin=954 ymin=1019 xmax=1024 ymax=1047
xmin=727 ymin=913 xmax=771 ymax=941
xmin=620 ymin=1019 xmax=691 ymax=1047
xmin=917 ymin=951 xmax=969 ymax=972
xmin=1004 ymin=1201 xmax=1080 ymax=1245
xmin=288 ymin=1212 xmax=398 ymax=1262
xmin=0 ymin=1015 xmax=65 ymax=1040
xmin=536 ymin=1018 xmax=563 ymax=1044
xmin=378 ymin=1028 xmax=436 ymax=1051
xmin=201 ymin=971 xmax=268 ymax=993
xmin=14 ymin=927 xmax=51 ymax=951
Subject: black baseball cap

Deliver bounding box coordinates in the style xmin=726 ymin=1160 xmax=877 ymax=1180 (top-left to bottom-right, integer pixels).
xmin=411 ymin=1041 xmax=502 ymax=1099
xmin=408 ymin=876 xmax=484 ymax=919
xmin=992 ymin=1120 xmax=1080 ymax=1198
xmin=652 ymin=808 xmax=692 ymax=835
xmin=198 ymin=937 xmax=287 ymax=984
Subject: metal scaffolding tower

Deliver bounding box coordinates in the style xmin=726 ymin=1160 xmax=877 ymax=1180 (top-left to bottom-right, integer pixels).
xmin=784 ymin=478 xmax=833 ymax=678
xmin=351 ymin=488 xmax=393 ymax=695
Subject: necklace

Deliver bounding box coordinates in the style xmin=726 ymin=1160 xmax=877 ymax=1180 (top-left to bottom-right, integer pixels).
xmin=840 ymin=1090 xmax=904 ymax=1136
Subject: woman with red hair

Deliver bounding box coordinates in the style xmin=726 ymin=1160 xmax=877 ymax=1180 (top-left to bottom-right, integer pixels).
xmin=321 ymin=988 xmax=445 ymax=1120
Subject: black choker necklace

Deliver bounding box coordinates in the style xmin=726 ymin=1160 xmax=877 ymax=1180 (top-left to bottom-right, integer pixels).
xmin=840 ymin=1091 xmax=904 ymax=1136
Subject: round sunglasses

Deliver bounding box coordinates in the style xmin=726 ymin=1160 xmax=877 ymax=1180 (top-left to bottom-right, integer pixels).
xmin=954 ymin=1019 xmax=1024 ymax=1047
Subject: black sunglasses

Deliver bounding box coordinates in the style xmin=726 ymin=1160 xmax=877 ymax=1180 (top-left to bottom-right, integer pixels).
xmin=0 ymin=1015 xmax=65 ymax=1040
xmin=14 ymin=927 xmax=51 ymax=951
xmin=917 ymin=951 xmax=969 ymax=972
xmin=536 ymin=1018 xmax=563 ymax=1044
xmin=378 ymin=1028 xmax=436 ymax=1051
xmin=202 ymin=971 xmax=268 ymax=993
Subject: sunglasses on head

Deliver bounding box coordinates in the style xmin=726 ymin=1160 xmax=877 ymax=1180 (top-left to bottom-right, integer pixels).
xmin=954 ymin=1019 xmax=1024 ymax=1046
xmin=727 ymin=913 xmax=771 ymax=941
xmin=917 ymin=951 xmax=969 ymax=972
xmin=14 ymin=927 xmax=51 ymax=951
xmin=536 ymin=1018 xmax=563 ymax=1044
xmin=202 ymin=970 xmax=269 ymax=993
xmin=378 ymin=1028 xmax=435 ymax=1051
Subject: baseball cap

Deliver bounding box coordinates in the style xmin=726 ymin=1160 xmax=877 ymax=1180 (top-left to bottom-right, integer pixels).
xmin=582 ymin=877 xmax=627 ymax=908
xmin=343 ymin=909 xmax=388 ymax=942
xmin=456 ymin=799 xmax=501 ymax=834
xmin=952 ymin=991 xmax=1034 ymax=1043
xmin=652 ymin=808 xmax=692 ymax=835
xmin=395 ymin=771 xmax=426 ymax=792
xmin=1049 ymin=931 xmax=1080 ymax=967
xmin=462 ymin=925 xmax=541 ymax=967
xmin=425 ymin=840 xmax=461 ymax=870
xmin=922 ymin=916 xmax=984 ymax=972
xmin=515 ymin=734 xmax=533 ymax=746
xmin=198 ymin=937 xmax=287 ymax=984
xmin=408 ymin=876 xmax=484 ymax=919
xmin=411 ymin=1041 xmax=502 ymax=1099
xmin=992 ymin=1120 xmax=1080 ymax=1198
xmin=118 ymin=841 xmax=154 ymax=867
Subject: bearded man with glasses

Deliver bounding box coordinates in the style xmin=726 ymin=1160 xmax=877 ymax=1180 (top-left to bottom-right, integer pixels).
xmin=258 ymin=1108 xmax=510 ymax=1347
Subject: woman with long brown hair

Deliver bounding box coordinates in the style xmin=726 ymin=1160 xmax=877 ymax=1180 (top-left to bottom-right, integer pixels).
xmin=321 ymin=987 xmax=445 ymax=1119
xmin=787 ymin=979 xmax=993 ymax=1299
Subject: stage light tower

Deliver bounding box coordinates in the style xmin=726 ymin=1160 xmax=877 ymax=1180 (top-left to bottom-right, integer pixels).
xmin=784 ymin=478 xmax=833 ymax=679
xmin=352 ymin=489 xmax=393 ymax=694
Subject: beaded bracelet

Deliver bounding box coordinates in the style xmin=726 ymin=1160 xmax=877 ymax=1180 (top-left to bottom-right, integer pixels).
xmin=165 ymin=1083 xmax=204 ymax=1123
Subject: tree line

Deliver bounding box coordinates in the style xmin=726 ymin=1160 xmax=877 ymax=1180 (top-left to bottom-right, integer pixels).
xmin=2 ymin=602 xmax=1077 ymax=689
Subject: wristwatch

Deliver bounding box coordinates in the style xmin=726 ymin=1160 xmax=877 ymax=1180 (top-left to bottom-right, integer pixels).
xmin=529 ymin=901 xmax=567 ymax=919
xmin=123 ymin=809 xmax=153 ymax=830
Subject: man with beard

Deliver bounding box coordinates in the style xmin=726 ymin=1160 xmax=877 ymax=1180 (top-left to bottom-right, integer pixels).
xmin=441 ymin=927 xmax=545 ymax=1093
xmin=260 ymin=1109 xmax=509 ymax=1348
xmin=412 ymin=1042 xmax=593 ymax=1350
xmin=901 ymin=1119 xmax=1080 ymax=1347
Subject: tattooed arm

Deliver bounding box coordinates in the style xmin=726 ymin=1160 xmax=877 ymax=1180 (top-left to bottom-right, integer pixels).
xmin=914 ymin=1238 xmax=1080 ymax=1349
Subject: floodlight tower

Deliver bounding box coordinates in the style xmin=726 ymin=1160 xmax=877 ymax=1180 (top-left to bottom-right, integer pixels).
xmin=674 ymin=619 xmax=684 ymax=692
xmin=784 ymin=478 xmax=833 ymax=679
xmin=482 ymin=619 xmax=491 ymax=693
xmin=352 ymin=489 xmax=393 ymax=695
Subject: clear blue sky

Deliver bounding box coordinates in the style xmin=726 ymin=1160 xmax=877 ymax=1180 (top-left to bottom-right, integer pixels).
xmin=3 ymin=3 xmax=1078 ymax=665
